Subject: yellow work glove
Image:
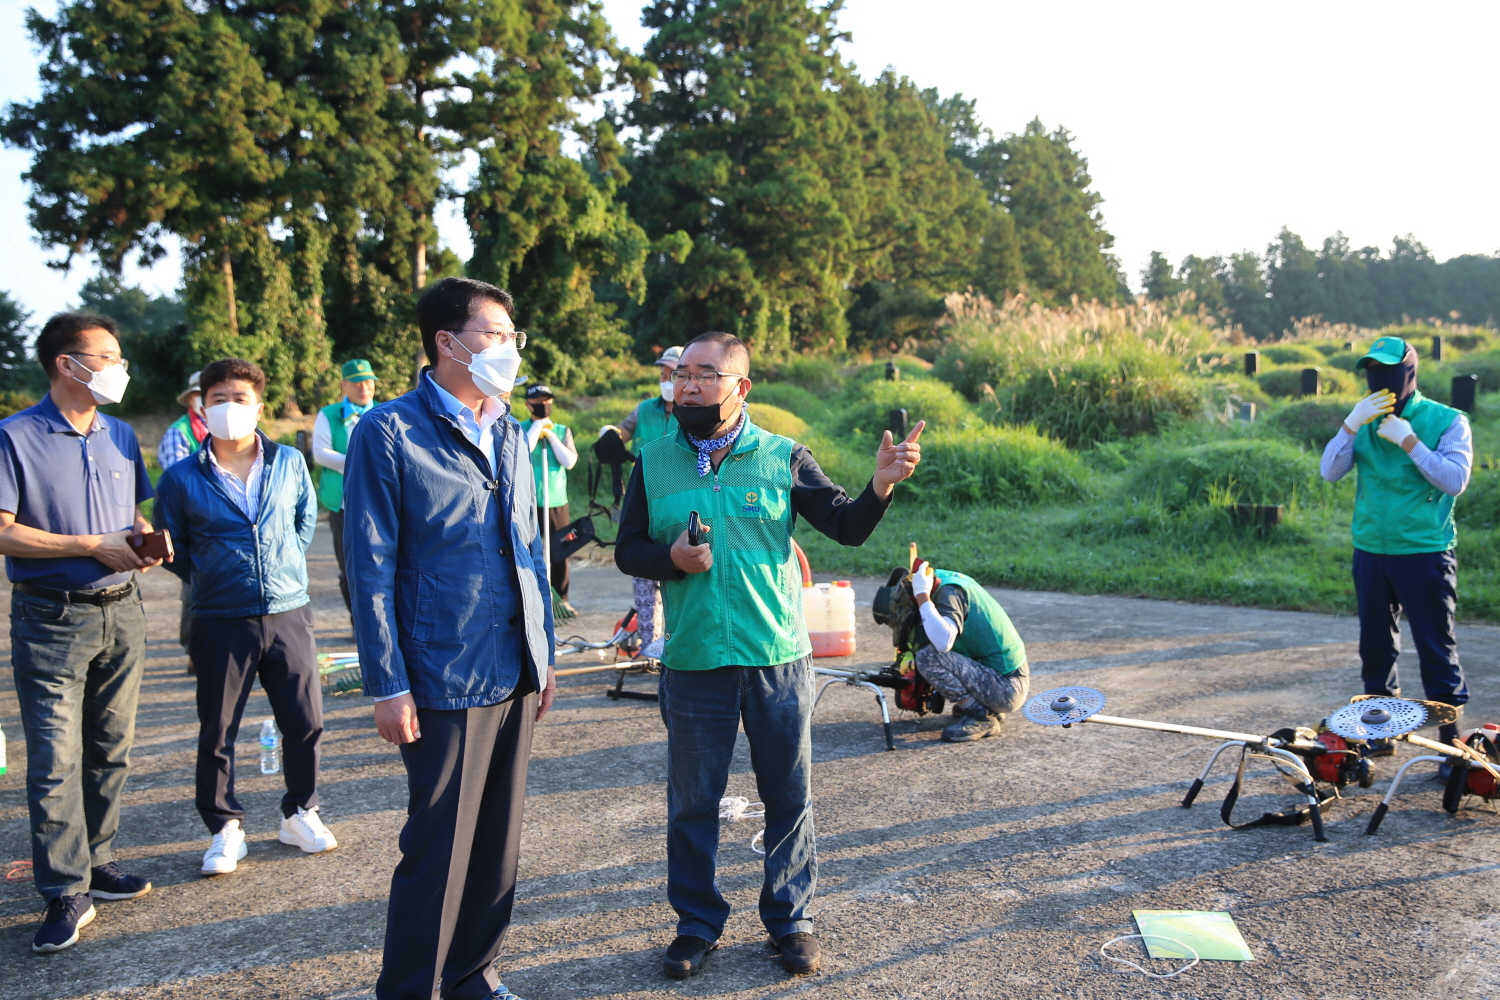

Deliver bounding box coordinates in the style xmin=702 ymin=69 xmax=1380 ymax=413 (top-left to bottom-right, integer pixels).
xmin=1344 ymin=391 xmax=1394 ymax=433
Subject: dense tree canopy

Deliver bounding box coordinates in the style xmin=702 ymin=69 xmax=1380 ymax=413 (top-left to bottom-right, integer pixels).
xmin=1145 ymin=229 xmax=1500 ymax=337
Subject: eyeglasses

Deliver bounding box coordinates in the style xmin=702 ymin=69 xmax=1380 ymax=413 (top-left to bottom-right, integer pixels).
xmin=446 ymin=328 xmax=527 ymax=350
xmin=669 ymin=370 xmax=745 ymax=386
xmin=66 ymin=353 xmax=129 ymax=371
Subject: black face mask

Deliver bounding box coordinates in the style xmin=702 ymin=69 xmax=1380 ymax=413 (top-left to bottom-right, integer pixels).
xmin=1365 ymin=347 xmax=1419 ymax=416
xmin=528 ymin=402 xmax=552 ymax=420
xmin=676 ymin=393 xmax=737 ymax=439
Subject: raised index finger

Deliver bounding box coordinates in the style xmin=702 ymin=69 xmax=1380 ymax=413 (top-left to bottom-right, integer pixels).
xmin=904 ymin=420 xmax=927 ymax=444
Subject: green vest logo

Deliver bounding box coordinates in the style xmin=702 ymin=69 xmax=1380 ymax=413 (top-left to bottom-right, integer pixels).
xmin=743 ymin=489 xmax=762 ymax=512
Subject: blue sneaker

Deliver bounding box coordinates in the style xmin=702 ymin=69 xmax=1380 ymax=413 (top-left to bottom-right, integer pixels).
xmin=32 ymin=894 xmax=96 ymax=954
xmin=90 ymin=862 xmax=152 ymax=901
xmin=489 ymin=986 xmax=526 ymax=1000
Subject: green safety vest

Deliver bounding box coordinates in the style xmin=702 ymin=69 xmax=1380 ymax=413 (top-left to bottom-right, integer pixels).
xmin=521 ymin=420 xmax=570 ymax=508
xmin=639 ymin=419 xmax=809 ymax=671
xmin=631 ymin=397 xmax=678 ymax=454
xmin=925 ymin=569 xmax=1028 ymax=675
xmin=1351 ymin=391 xmax=1462 ymax=554
xmin=317 ymin=402 xmax=350 ymax=512
xmin=167 ymin=413 xmax=205 ymax=458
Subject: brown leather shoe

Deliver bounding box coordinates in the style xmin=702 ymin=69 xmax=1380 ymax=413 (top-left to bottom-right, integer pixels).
xmin=770 ymin=932 xmax=820 ymax=975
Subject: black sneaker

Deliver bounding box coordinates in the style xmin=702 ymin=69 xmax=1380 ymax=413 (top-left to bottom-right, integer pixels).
xmin=90 ymin=862 xmax=152 ymax=901
xmin=770 ymin=932 xmax=821 ymax=975
xmin=32 ymin=894 xmax=96 ymax=954
xmin=663 ymin=935 xmax=717 ymax=979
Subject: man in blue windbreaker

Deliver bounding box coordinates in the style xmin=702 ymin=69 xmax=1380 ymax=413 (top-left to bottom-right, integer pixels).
xmin=343 ymin=276 xmax=555 ymax=1000
xmin=153 ymin=358 xmax=334 ymax=878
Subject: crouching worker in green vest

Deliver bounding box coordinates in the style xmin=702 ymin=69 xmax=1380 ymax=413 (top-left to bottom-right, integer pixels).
xmin=313 ymin=359 xmax=378 ymax=613
xmin=881 ymin=560 xmax=1029 ymax=743
xmin=616 ymin=332 xmax=925 ymax=981
xmin=1320 ymin=335 xmax=1472 ymax=767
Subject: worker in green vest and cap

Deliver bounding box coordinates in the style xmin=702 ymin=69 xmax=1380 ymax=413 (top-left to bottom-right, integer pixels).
xmin=600 ymin=345 xmax=683 ymax=650
xmin=873 ymin=559 xmax=1029 ymax=743
xmin=616 ymin=331 xmax=925 ymax=981
xmin=313 ymin=359 xmax=378 ymax=613
xmin=1320 ymin=335 xmax=1472 ymax=765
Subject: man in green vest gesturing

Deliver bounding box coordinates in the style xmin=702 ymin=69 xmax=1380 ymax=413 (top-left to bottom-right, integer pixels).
xmin=313 ymin=359 xmax=378 ymax=613
xmin=1320 ymin=336 xmax=1472 ymax=761
xmin=520 ymin=383 xmax=579 ymax=611
xmin=616 ymin=332 xmax=924 ymax=981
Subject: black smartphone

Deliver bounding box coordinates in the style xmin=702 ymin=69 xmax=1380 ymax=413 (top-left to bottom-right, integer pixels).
xmin=688 ymin=510 xmax=710 ymax=547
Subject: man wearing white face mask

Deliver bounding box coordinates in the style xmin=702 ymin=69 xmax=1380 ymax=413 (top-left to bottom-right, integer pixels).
xmin=153 ymin=358 xmax=332 ymax=876
xmin=0 ymin=312 xmax=159 ymax=953
xmin=343 ymin=277 xmax=555 ymax=1000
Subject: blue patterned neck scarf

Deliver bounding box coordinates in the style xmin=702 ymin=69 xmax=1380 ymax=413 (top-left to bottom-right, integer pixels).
xmin=687 ymin=403 xmax=748 ymax=478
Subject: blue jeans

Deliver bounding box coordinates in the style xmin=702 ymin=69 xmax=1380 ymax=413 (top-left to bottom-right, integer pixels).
xmin=658 ymin=658 xmax=816 ymax=942
xmin=10 ymin=587 xmax=146 ymax=900
xmin=1353 ymin=548 xmax=1468 ymax=707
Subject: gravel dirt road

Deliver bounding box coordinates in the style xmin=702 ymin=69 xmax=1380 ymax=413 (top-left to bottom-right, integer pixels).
xmin=1 ymin=528 xmax=1496 ymax=999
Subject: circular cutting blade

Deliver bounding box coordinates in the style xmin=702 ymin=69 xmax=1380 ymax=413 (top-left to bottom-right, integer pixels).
xmin=1325 ymin=697 xmax=1428 ymax=740
xmin=1023 ymin=686 xmax=1106 ymax=727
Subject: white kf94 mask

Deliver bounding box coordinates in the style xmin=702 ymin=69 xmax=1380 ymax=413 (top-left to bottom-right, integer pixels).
xmin=450 ymin=336 xmax=521 ymax=397
xmin=205 ymin=401 xmax=260 ymax=441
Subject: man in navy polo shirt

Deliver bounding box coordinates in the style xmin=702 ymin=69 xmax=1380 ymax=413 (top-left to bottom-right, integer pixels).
xmin=0 ymin=312 xmax=160 ymax=954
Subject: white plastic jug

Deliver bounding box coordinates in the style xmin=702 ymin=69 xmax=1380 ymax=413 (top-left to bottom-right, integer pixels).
xmin=804 ymin=581 xmax=856 ymax=657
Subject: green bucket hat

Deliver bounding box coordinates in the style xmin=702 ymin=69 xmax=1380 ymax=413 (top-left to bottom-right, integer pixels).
xmin=341 ymin=358 xmax=377 ymax=382
xmin=1356 ymin=336 xmax=1410 ymax=369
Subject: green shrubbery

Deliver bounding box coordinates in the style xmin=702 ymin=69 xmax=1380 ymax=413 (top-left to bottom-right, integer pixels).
xmin=1271 ymin=401 xmax=1349 ymax=449
xmin=1008 ymin=352 xmax=1205 ymax=447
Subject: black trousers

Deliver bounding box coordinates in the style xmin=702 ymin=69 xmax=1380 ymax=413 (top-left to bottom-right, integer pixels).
xmin=191 ymin=605 xmax=323 ymax=832
xmin=377 ymin=676 xmax=537 ymax=1000
xmin=1353 ymin=548 xmax=1468 ymax=707
xmin=538 ymin=504 xmax=570 ymax=599
xmin=329 ymin=509 xmax=352 ymax=613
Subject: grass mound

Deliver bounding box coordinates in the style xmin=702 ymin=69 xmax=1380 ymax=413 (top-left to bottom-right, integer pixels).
xmin=1256 ymin=367 xmax=1358 ymax=398
xmin=1124 ymin=439 xmax=1326 ymax=511
xmin=837 ymin=378 xmax=979 ymax=439
xmin=904 ymin=425 xmax=1092 ymax=506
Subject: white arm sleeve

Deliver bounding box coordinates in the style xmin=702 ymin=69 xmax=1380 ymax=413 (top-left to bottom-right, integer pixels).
xmin=1320 ymin=427 xmax=1355 ymax=483
xmin=919 ymin=601 xmax=959 ymax=653
xmin=311 ymin=410 xmax=346 ymax=474
xmin=548 ymin=428 xmax=578 ymax=470
xmin=525 ymin=421 xmax=546 ymax=453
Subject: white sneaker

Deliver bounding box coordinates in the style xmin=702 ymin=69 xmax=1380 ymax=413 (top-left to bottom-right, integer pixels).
xmin=279 ymin=807 xmax=338 ymax=854
xmin=202 ymin=820 xmax=248 ymax=875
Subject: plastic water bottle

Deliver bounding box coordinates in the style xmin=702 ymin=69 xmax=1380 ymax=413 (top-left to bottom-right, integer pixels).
xmin=0 ymin=723 xmax=7 ymax=776
xmin=259 ymin=719 xmax=281 ymax=775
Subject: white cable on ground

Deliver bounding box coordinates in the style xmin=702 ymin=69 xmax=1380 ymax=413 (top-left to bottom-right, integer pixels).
xmin=717 ymin=796 xmax=765 ymax=822
xmin=1098 ymin=933 xmax=1200 ymax=979
xmin=750 ymin=829 xmax=766 ymax=855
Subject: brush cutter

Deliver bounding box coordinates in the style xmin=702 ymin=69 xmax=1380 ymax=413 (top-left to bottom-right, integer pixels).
xmin=1023 ymin=687 xmax=1500 ymax=841
xmin=553 ymin=608 xmax=661 ymax=701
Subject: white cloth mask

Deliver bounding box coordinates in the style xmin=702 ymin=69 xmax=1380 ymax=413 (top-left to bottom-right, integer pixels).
xmin=205 ymin=401 xmax=260 ymax=441
xmin=450 ymin=336 xmax=521 ymax=397
xmin=659 ymin=380 xmax=675 ymax=402
xmin=68 ymin=359 xmax=130 ymax=406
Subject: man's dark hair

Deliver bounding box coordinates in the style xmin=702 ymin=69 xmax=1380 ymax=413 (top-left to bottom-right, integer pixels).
xmin=416 ymin=277 xmax=515 ymax=365
xmin=37 ymin=311 xmax=120 ymax=379
xmin=199 ymin=358 xmax=267 ymax=401
xmin=683 ymin=331 xmax=750 ymax=375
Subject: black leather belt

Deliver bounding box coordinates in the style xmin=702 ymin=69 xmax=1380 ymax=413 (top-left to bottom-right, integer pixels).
xmin=14 ymin=580 xmax=137 ymax=606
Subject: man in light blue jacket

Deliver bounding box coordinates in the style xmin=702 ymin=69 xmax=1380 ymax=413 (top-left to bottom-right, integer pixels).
xmin=153 ymin=358 xmax=333 ymax=878
xmin=343 ymin=277 xmax=554 ymax=1000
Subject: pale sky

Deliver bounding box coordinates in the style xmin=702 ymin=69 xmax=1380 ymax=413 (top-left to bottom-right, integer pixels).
xmin=3 ymin=0 xmax=1496 ymax=327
